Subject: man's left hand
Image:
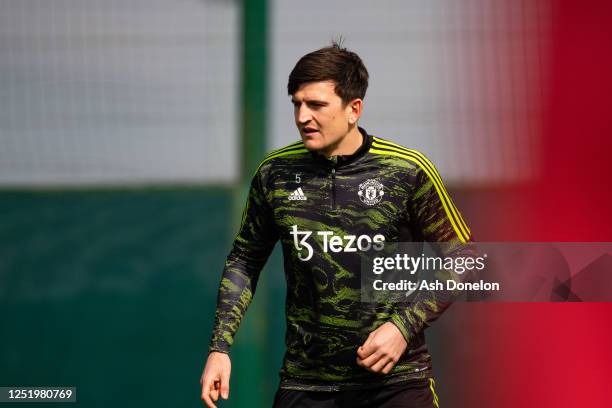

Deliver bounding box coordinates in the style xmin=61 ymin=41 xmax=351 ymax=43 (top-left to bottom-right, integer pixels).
xmin=356 ymin=322 xmax=408 ymax=374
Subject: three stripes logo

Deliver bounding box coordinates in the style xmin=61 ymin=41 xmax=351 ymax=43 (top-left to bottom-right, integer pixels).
xmin=288 ymin=187 xmax=307 ymax=201
xmin=370 ymin=136 xmax=471 ymax=243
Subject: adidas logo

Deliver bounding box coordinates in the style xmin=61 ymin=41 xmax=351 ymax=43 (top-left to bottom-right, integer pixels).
xmin=288 ymin=187 xmax=307 ymax=201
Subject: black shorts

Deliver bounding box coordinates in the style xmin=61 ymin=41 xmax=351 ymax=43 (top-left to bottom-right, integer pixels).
xmin=272 ymin=378 xmax=440 ymax=408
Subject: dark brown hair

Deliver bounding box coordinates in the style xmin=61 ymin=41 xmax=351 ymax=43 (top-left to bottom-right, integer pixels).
xmin=287 ymin=41 xmax=369 ymax=105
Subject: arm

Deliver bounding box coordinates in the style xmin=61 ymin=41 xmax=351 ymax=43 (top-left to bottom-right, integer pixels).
xmin=201 ymin=170 xmax=278 ymax=407
xmin=358 ymin=160 xmax=475 ymax=373
xmin=389 ymin=162 xmax=475 ymax=345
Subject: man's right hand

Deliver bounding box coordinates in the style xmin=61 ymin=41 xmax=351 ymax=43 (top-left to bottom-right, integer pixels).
xmin=200 ymin=351 xmax=231 ymax=408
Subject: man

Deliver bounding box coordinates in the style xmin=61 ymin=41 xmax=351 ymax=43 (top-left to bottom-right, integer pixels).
xmin=200 ymin=43 xmax=473 ymax=408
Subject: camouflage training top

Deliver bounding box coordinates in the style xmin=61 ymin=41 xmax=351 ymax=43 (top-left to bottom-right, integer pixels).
xmin=209 ymin=127 xmax=473 ymax=391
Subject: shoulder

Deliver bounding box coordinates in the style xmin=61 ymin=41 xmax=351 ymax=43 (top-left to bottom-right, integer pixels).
xmin=369 ymin=135 xmax=439 ymax=176
xmin=255 ymin=140 xmax=309 ymax=176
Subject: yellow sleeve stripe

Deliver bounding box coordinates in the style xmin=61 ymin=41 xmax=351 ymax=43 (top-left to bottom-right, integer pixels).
xmin=371 ymin=140 xmax=470 ymax=243
xmin=371 ymin=145 xmax=469 ymax=243
xmin=372 ymin=137 xmax=471 ymax=238
xmin=371 ymin=142 xmax=471 ymax=242
xmin=262 ymin=140 xmax=304 ymax=160
xmin=371 ymin=140 xmax=471 ymax=241
xmin=254 ymin=147 xmax=309 ymax=175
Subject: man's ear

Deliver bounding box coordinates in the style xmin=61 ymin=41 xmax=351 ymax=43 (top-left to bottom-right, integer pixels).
xmin=347 ymin=99 xmax=363 ymax=125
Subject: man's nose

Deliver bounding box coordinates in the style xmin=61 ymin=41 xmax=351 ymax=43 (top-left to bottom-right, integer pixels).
xmin=297 ymin=106 xmax=312 ymax=124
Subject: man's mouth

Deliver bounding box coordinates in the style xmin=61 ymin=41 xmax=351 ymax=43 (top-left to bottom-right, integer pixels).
xmin=302 ymin=127 xmax=319 ymax=135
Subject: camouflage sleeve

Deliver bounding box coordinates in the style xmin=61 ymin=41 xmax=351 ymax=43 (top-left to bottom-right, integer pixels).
xmin=390 ymin=163 xmax=476 ymax=345
xmin=208 ymin=169 xmax=278 ymax=354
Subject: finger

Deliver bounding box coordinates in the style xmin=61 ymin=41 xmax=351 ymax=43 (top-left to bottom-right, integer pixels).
xmin=358 ymin=350 xmax=383 ymax=369
xmin=357 ymin=331 xmax=375 ymax=356
xmin=210 ymin=380 xmax=220 ymax=402
xmin=381 ymin=360 xmax=395 ymax=374
xmin=369 ymin=356 xmax=391 ymax=373
xmin=357 ymin=338 xmax=377 ymax=359
xmin=356 ymin=346 xmax=369 ymax=359
xmin=201 ymin=379 xmax=217 ymax=408
xmin=220 ymin=369 xmax=230 ymax=400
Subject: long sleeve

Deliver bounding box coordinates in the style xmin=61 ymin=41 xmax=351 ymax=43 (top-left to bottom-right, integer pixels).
xmin=390 ymin=162 xmax=476 ymax=344
xmin=208 ymin=170 xmax=279 ymax=353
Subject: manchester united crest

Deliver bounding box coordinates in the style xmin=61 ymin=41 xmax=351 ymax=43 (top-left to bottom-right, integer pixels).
xmin=358 ymin=179 xmax=384 ymax=206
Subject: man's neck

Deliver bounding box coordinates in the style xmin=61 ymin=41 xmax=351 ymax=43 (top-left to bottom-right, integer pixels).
xmin=319 ymin=126 xmax=363 ymax=158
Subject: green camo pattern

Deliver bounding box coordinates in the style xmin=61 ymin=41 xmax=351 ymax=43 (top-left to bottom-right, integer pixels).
xmin=209 ymin=130 xmax=474 ymax=391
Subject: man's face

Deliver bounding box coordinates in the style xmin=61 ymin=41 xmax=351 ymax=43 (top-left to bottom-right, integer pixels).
xmin=291 ymin=81 xmax=356 ymax=153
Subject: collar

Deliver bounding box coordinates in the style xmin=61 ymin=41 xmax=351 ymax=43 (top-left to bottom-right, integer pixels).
xmin=310 ymin=127 xmax=372 ymax=168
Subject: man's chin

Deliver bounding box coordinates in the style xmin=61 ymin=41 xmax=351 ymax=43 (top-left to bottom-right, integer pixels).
xmin=302 ymin=138 xmax=324 ymax=152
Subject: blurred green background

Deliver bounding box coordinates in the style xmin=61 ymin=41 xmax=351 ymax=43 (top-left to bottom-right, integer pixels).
xmin=0 ymin=188 xmax=289 ymax=407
